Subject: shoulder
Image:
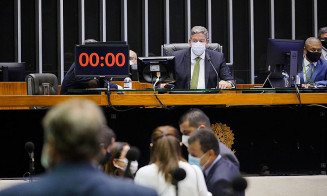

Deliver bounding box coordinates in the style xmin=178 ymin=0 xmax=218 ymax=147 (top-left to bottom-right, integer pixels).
xmin=318 ymin=58 xmax=327 ymax=66
xmin=172 ymin=48 xmax=190 ymax=57
xmin=211 ymin=157 xmax=240 ymax=178
xmin=135 ymin=164 xmax=158 ymax=180
xmin=206 ymin=49 xmax=223 ymax=58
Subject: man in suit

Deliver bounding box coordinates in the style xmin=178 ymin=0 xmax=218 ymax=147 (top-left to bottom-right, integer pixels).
xmin=319 ymin=27 xmax=327 ymax=60
xmin=188 ymin=129 xmax=244 ymax=196
xmin=172 ymin=26 xmax=235 ymax=89
xmin=298 ymin=37 xmax=327 ymax=87
xmin=179 ymin=108 xmax=240 ymax=168
xmin=0 ymin=99 xmax=157 ymax=196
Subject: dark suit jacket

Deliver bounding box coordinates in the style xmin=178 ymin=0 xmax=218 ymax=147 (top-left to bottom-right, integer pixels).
xmin=0 ymin=162 xmax=157 ymax=196
xmin=205 ymin=157 xmax=244 ymax=196
xmin=60 ymin=63 xmax=118 ymax=95
xmin=298 ymin=58 xmax=327 ymax=86
xmin=172 ymin=48 xmax=234 ymax=89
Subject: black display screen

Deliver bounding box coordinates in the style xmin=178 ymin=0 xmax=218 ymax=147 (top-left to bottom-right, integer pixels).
xmin=75 ymin=44 xmax=129 ymax=78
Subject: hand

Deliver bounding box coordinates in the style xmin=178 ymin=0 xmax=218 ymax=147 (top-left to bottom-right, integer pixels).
xmin=218 ymin=80 xmax=232 ymax=89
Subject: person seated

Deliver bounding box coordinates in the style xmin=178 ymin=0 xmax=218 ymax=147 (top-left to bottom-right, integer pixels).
xmin=135 ymin=125 xmax=211 ymax=196
xmin=172 ymin=26 xmax=235 ymax=89
xmin=0 ymin=99 xmax=156 ymax=196
xmin=104 ymin=142 xmax=138 ymax=177
xmin=60 ymin=39 xmax=119 ymax=95
xmin=298 ymin=37 xmax=327 ymax=87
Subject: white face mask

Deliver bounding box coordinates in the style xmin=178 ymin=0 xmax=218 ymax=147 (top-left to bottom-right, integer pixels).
xmin=114 ymin=158 xmax=139 ymax=174
xmin=182 ymin=135 xmax=190 ymax=147
xmin=129 ymin=60 xmax=135 ymax=65
xmin=191 ymin=42 xmax=206 ymax=56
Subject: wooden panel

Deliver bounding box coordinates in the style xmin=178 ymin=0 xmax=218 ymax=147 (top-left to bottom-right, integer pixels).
xmin=0 ymin=93 xmax=326 ymax=108
xmin=0 ymin=82 xmax=28 ymax=109
xmin=112 ymin=81 xmax=153 ymax=89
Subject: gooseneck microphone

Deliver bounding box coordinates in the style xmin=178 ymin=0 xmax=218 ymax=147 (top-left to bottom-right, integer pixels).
xmin=25 ymin=141 xmax=35 ymax=177
xmin=171 ymin=168 xmax=186 ymax=196
xmin=205 ymin=53 xmax=219 ymax=89
xmin=123 ymin=146 xmax=140 ymax=179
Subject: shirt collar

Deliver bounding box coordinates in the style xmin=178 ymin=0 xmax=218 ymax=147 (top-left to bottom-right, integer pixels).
xmin=204 ymin=154 xmax=221 ymax=176
xmin=191 ymin=49 xmax=206 ymax=60
xmin=304 ymin=56 xmax=317 ymax=67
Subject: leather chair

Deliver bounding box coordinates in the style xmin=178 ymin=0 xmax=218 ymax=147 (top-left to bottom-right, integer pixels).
xmin=26 ymin=73 xmax=58 ymax=95
xmin=161 ymin=43 xmax=223 ymax=56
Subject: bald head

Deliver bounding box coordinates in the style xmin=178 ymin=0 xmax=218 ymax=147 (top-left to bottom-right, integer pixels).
xmin=305 ymin=37 xmax=321 ymax=48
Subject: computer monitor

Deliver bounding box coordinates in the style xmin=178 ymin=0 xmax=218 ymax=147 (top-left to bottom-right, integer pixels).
xmin=75 ymin=43 xmax=129 ymax=79
xmin=137 ymin=56 xmax=175 ymax=84
xmin=0 ymin=62 xmax=26 ymax=82
xmin=266 ymin=39 xmax=305 ymax=87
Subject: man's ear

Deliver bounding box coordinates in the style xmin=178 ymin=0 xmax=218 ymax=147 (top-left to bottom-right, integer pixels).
xmin=208 ymin=149 xmax=215 ymax=157
xmin=199 ymin=124 xmax=206 ymax=129
xmin=189 ymin=39 xmax=192 ymax=46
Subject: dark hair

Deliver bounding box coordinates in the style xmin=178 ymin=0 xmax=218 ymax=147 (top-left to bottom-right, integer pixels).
xmin=318 ymin=27 xmax=327 ymax=38
xmin=99 ymin=125 xmax=116 ymax=149
xmin=150 ymin=126 xmax=182 ymax=182
xmin=179 ymin=108 xmax=211 ymax=128
xmin=188 ymin=128 xmax=220 ymax=155
xmin=104 ymin=142 xmax=128 ymax=175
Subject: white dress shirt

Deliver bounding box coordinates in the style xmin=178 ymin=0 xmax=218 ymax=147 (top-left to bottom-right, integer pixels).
xmin=303 ymin=57 xmax=317 ymax=83
xmin=135 ymin=161 xmax=211 ymax=196
xmin=191 ymin=51 xmax=206 ymax=89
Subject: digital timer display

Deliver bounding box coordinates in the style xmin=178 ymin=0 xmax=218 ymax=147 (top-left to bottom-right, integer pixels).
xmin=75 ymin=44 xmax=129 ymax=78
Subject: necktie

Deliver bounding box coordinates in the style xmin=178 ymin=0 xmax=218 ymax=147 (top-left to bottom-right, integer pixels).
xmin=306 ymin=63 xmax=314 ymax=83
xmin=190 ymin=57 xmax=201 ymax=89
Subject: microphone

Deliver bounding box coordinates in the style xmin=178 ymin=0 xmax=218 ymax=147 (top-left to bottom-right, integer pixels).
xmin=123 ymin=146 xmax=140 ymax=179
xmin=205 ymin=53 xmax=219 ymax=89
xmin=25 ymin=141 xmax=35 ymax=176
xmin=171 ymin=168 xmax=186 ymax=196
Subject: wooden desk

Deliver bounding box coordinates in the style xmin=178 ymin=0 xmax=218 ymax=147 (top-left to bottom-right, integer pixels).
xmin=0 ymin=93 xmax=326 ymax=108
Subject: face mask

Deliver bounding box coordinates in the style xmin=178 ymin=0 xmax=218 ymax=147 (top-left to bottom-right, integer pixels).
xmin=306 ymin=51 xmax=321 ymax=62
xmin=114 ymin=158 xmax=138 ymax=174
xmin=321 ymin=40 xmax=327 ymax=49
xmin=99 ymin=152 xmax=112 ymax=166
xmin=182 ymin=135 xmax=190 ymax=147
xmin=191 ymin=42 xmax=206 ymax=56
xmin=129 ymin=60 xmax=135 ymax=65
xmin=188 ymin=152 xmax=210 ymax=170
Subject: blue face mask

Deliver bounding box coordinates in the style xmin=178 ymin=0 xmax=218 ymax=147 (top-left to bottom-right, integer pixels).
xmin=188 ymin=152 xmax=209 ymax=170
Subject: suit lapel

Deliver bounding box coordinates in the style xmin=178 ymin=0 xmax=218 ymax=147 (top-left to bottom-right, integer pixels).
xmin=311 ymin=59 xmax=322 ymax=82
xmin=204 ymin=50 xmax=210 ymax=88
xmin=185 ymin=49 xmax=192 ymax=88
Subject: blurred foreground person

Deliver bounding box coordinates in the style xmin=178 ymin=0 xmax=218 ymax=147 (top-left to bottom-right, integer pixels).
xmin=135 ymin=126 xmax=211 ymax=196
xmin=0 ymin=99 xmax=157 ymax=196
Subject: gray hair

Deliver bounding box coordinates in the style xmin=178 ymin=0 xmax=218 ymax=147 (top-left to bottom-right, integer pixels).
xmin=179 ymin=108 xmax=211 ymax=128
xmin=191 ymin=26 xmax=208 ymax=39
xmin=42 ymin=99 xmax=106 ymax=161
xmin=318 ymin=27 xmax=327 ymax=38
xmin=83 ymin=39 xmax=98 ymax=45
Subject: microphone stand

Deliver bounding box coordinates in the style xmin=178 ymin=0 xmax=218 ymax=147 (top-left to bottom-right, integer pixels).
xmin=206 ymin=53 xmax=220 ymax=89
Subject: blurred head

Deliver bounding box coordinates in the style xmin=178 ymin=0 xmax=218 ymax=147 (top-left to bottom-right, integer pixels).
xmin=150 ymin=126 xmax=181 ymax=182
xmin=188 ymin=128 xmax=220 ymax=171
xmin=318 ymin=27 xmax=327 ymax=49
xmin=41 ymin=99 xmax=106 ymax=169
xmin=98 ymin=125 xmax=116 ymax=165
xmin=304 ymin=37 xmax=322 ymax=63
xmin=104 ymin=142 xmax=131 ymax=176
xmin=189 ymin=26 xmax=209 ymax=56
xmin=129 ymin=50 xmax=137 ymax=65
